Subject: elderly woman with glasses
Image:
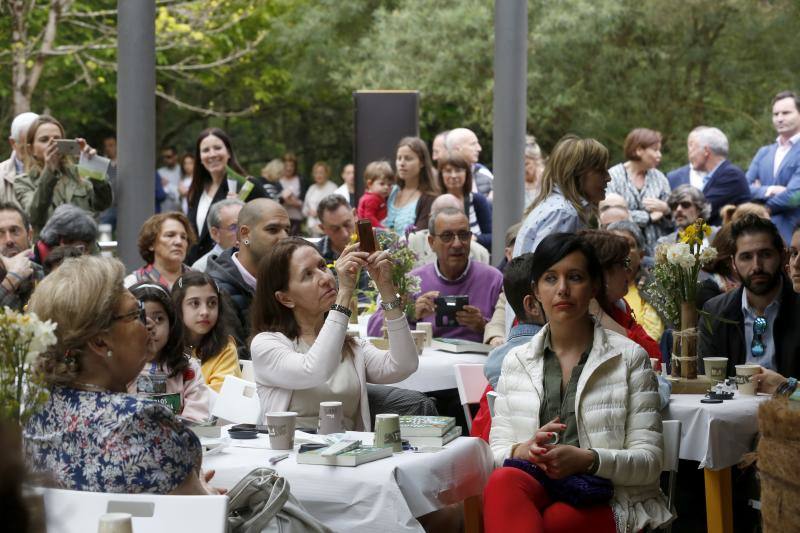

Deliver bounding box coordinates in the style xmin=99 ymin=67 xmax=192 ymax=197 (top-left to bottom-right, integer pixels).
xmin=24 ymin=256 xmax=220 ymax=495
xmin=578 ymin=229 xmax=661 ymax=359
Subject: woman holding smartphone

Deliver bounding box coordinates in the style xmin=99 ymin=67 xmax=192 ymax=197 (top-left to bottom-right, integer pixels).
xmin=16 ymin=115 xmax=112 ymax=231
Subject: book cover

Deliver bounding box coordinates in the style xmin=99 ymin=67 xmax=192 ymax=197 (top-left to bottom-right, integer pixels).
xmin=399 ymin=415 xmax=456 ymax=437
xmin=431 ymin=338 xmax=492 ymax=354
xmin=405 ymin=425 xmax=462 ymax=448
xmin=296 ymin=446 xmax=393 ymax=467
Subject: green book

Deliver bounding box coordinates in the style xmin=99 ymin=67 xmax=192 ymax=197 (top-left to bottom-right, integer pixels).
xmin=296 ymin=446 xmax=393 ymax=467
xmin=404 ymin=425 xmax=462 ymax=448
xmin=399 ymin=415 xmax=456 ymax=437
xmin=431 ymin=338 xmax=492 ymax=354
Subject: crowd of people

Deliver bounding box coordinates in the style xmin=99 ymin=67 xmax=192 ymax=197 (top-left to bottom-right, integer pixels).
xmin=4 ymin=88 xmax=800 ymax=532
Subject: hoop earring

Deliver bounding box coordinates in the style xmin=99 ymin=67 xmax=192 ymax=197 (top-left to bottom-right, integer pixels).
xmin=243 ymin=239 xmax=250 ymax=246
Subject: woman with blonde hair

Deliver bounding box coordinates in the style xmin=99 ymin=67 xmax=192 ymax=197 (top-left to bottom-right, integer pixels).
xmin=514 ymin=135 xmax=610 ymax=258
xmin=259 ymin=158 xmax=284 ymax=201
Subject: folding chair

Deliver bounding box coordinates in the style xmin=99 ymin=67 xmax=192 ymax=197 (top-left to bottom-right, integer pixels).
xmin=661 ymin=419 xmax=682 ymax=532
xmin=40 ymin=486 xmax=228 ymax=533
xmin=211 ymin=374 xmax=261 ymax=424
xmin=454 ymin=363 xmax=488 ymax=433
xmin=486 ymin=390 xmax=498 ymax=417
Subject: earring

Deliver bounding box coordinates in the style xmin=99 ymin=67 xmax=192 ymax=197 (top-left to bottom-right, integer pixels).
xmin=106 ymin=350 xmax=113 ymax=359
xmin=243 ymin=239 xmax=250 ymax=246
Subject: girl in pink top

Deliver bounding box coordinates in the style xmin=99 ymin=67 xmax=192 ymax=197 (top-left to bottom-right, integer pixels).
xmin=356 ymin=161 xmax=394 ymax=229
xmin=128 ymin=282 xmax=212 ymax=422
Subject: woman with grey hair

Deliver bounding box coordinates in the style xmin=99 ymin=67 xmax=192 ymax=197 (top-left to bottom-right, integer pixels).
xmin=34 ymin=204 xmax=99 ymax=265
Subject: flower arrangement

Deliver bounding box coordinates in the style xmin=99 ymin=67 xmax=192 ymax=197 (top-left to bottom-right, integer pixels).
xmin=373 ymin=231 xmax=421 ymax=318
xmin=0 ymin=308 xmax=57 ymax=425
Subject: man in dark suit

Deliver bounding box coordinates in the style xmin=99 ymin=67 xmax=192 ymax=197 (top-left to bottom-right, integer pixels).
xmin=699 ymin=214 xmax=800 ymax=379
xmin=746 ymin=90 xmax=800 ymax=243
xmin=670 ymin=126 xmax=751 ymax=226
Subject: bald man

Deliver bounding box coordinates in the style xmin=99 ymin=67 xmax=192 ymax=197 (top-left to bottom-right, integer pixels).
xmin=446 ymin=127 xmax=493 ymax=197
xmin=407 ymin=193 xmax=490 ymax=267
xmin=208 ymin=198 xmax=290 ymax=353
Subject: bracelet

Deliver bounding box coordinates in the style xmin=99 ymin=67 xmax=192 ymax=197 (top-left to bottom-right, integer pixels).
xmin=329 ymin=304 xmax=352 ymax=318
xmin=587 ymin=448 xmax=600 ymax=474
xmin=777 ymin=377 xmax=798 ymax=397
xmin=380 ymin=294 xmax=403 ymax=312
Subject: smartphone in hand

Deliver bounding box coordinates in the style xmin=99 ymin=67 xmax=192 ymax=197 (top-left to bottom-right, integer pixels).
xmin=356 ymin=219 xmax=378 ymax=253
xmin=54 ymin=139 xmax=80 ymax=157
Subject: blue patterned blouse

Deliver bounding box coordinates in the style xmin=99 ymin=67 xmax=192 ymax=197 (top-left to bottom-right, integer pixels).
xmin=24 ymin=386 xmax=201 ymax=494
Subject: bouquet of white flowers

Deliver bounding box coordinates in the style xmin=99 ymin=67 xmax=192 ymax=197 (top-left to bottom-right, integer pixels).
xmin=0 ymin=307 xmax=57 ymax=424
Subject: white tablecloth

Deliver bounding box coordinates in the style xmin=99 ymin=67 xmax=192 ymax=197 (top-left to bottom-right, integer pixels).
xmin=382 ymin=347 xmax=488 ymax=392
xmin=204 ymin=432 xmax=494 ymax=533
xmin=662 ymin=393 xmax=770 ymax=470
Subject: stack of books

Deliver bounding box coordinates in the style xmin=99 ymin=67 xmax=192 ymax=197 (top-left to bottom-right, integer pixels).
xmin=296 ymin=446 xmax=393 ymax=467
xmin=431 ymin=338 xmax=492 ymax=354
xmin=399 ymin=416 xmax=462 ymax=447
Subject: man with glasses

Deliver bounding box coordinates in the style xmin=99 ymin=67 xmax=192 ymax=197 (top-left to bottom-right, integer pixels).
xmin=699 ymin=214 xmax=800 ymax=379
xmin=191 ymin=198 xmax=244 ymax=272
xmin=657 ymin=184 xmax=718 ymax=247
xmin=367 ymin=207 xmax=503 ymax=343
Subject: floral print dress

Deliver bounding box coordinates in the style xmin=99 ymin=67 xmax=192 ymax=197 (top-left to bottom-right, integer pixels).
xmin=24 ymin=386 xmax=201 ymax=493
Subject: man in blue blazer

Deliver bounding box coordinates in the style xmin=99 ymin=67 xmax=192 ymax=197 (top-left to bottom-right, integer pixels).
xmin=669 ymin=126 xmax=750 ymax=225
xmin=746 ymin=90 xmax=800 ymax=243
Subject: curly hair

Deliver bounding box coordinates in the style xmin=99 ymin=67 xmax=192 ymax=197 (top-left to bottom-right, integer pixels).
xmin=130 ymin=282 xmax=188 ymax=378
xmin=28 ymin=256 xmax=126 ymax=385
xmin=137 ymin=212 xmax=197 ymax=265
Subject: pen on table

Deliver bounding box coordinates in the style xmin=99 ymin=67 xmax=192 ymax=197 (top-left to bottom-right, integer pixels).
xmin=269 ymin=453 xmax=290 ymax=465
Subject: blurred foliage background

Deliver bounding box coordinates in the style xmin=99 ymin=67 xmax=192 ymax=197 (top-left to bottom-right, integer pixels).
xmin=1 ymin=0 xmax=799 ymax=179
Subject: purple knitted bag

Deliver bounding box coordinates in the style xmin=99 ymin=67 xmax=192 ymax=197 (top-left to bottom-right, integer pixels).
xmin=503 ymin=458 xmax=614 ymax=508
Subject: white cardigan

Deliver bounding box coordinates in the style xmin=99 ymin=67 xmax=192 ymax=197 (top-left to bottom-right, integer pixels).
xmin=490 ymin=321 xmax=673 ymax=532
xmin=250 ymin=310 xmax=418 ymax=431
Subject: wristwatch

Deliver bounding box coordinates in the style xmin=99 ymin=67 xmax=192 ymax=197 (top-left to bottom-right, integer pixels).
xmin=380 ymin=294 xmax=403 ymax=312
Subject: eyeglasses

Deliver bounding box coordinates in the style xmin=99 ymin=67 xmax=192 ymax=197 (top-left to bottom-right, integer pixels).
xmin=112 ymin=300 xmax=147 ymax=325
xmin=670 ymin=200 xmax=695 ymax=210
xmin=433 ymin=231 xmax=472 ymax=244
xmin=751 ymin=316 xmax=768 ymax=358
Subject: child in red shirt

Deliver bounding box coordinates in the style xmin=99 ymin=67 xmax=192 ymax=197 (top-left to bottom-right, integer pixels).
xmin=356 ymin=161 xmax=394 ymax=228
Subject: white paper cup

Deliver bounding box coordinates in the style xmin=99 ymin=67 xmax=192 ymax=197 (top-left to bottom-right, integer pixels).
xmin=318 ymin=401 xmax=344 ymax=435
xmin=735 ymin=364 xmax=762 ymax=395
xmin=97 ymin=513 xmax=133 ymax=533
xmin=410 ymin=331 xmax=426 ymax=354
xmin=374 ymin=413 xmax=402 ymax=452
xmin=266 ymin=411 xmax=297 ymax=450
xmin=703 ymin=357 xmax=729 ymax=382
xmin=417 ymin=322 xmax=433 ymax=347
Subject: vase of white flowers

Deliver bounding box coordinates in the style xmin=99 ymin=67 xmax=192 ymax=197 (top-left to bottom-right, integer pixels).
xmin=0 ymin=307 xmax=57 ymax=425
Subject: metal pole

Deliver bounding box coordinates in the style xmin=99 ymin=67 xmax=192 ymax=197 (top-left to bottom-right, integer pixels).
xmin=492 ymin=0 xmax=527 ymax=264
xmin=117 ymin=0 xmax=155 ymax=269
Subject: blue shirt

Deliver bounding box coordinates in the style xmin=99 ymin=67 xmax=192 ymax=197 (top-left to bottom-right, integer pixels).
xmin=741 ymin=282 xmax=781 ymax=371
xmin=484 ymin=323 xmax=542 ymax=389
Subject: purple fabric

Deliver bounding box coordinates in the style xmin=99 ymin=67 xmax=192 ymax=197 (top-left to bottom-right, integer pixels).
xmin=367 ymin=261 xmax=503 ymax=342
xmin=502 ymin=458 xmax=614 ymax=508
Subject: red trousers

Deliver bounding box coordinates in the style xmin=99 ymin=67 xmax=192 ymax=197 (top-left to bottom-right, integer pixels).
xmin=483 ymin=467 xmax=617 ymax=533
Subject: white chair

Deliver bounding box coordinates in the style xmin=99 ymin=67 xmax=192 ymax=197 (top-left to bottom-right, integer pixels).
xmin=661 ymin=419 xmax=682 ymax=532
xmin=486 ymin=390 xmax=498 ymax=417
xmin=40 ymin=486 xmax=228 ymax=533
xmin=240 ymin=359 xmax=255 ymax=383
xmin=454 ymin=364 xmax=488 ymax=433
xmin=211 ymin=374 xmax=261 ymax=424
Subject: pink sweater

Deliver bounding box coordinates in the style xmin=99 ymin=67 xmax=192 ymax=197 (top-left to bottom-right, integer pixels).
xmin=127 ymin=358 xmax=213 ymax=422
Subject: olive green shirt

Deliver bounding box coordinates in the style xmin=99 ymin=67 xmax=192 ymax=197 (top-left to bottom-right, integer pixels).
xmin=539 ymin=332 xmax=592 ymax=447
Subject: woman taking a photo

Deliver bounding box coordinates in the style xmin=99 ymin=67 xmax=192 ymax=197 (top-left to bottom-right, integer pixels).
xmin=385 ymin=137 xmax=439 ymax=233
xmin=606 ymin=128 xmax=672 ymax=255
xmin=249 ymin=238 xmax=418 ymax=430
xmin=16 ymin=115 xmax=112 ymax=231
xmin=186 ymin=128 xmax=266 ymax=263
xmin=437 ymin=151 xmax=492 ymax=250
xmin=125 ymin=212 xmax=196 ymax=290
xmin=24 ymin=256 xmax=217 ymax=494
xmin=485 ymin=233 xmax=671 ymax=532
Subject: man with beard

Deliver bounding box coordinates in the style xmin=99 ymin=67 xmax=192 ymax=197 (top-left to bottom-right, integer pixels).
xmin=0 ymin=202 xmax=41 ymax=310
xmin=699 ymin=214 xmax=800 ymax=379
xmin=657 ymin=185 xmax=718 ymax=247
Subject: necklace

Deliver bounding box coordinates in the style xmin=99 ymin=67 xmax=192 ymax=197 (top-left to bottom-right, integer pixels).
xmin=70 ymin=381 xmax=111 ymax=393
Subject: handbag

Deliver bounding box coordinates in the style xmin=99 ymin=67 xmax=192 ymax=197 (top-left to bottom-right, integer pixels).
xmin=503 ymin=458 xmax=614 ymax=508
xmin=227 ymin=467 xmax=334 ymax=533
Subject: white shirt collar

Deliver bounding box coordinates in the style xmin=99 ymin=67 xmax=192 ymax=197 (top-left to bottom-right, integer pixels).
xmin=434 ymin=258 xmax=471 ymax=282
xmin=232 ymin=251 xmax=257 ymax=290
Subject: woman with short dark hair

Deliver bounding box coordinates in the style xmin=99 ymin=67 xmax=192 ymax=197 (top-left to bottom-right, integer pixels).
xmin=125 ymin=212 xmax=196 ymax=289
xmin=484 ymin=233 xmax=671 ymax=532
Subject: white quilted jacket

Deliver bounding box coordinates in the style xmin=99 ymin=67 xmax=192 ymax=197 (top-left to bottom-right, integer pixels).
xmin=490 ymin=321 xmax=673 ymax=532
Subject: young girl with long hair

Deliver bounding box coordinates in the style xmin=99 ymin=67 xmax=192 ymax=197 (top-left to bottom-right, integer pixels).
xmin=172 ymin=271 xmax=241 ymax=392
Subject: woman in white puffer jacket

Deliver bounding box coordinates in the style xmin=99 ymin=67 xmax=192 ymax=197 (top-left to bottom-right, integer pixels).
xmin=484 ymin=233 xmax=672 ymax=533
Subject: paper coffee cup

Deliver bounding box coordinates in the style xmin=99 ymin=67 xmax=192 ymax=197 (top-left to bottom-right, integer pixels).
xmin=374 ymin=413 xmax=402 ymax=452
xmin=97 ymin=513 xmax=133 ymax=533
xmin=417 ymin=322 xmax=433 ymax=347
xmin=735 ymin=364 xmax=761 ymax=395
xmin=266 ymin=411 xmax=297 ymax=450
xmin=410 ymin=331 xmax=426 ymax=354
xmin=703 ymin=357 xmax=729 ymax=382
xmin=318 ymin=401 xmax=344 ymax=435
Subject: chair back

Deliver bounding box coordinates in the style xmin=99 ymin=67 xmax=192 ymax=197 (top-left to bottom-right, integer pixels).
xmin=662 ymin=420 xmax=681 ymax=472
xmin=211 ymin=374 xmax=261 ymax=424
xmin=486 ymin=390 xmax=498 ymax=417
xmin=454 ymin=364 xmax=488 ymax=432
xmin=240 ymin=359 xmax=256 ymax=383
xmin=41 ymin=487 xmax=228 ymax=533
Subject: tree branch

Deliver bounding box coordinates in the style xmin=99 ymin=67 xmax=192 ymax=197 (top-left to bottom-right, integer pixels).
xmin=156 ymin=32 xmax=265 ymax=71
xmin=156 ymin=89 xmax=258 ymax=117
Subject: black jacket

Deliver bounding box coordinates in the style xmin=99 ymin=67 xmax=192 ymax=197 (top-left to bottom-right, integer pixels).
xmin=207 ymin=247 xmax=254 ymax=357
xmin=699 ymin=278 xmax=800 ymax=378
